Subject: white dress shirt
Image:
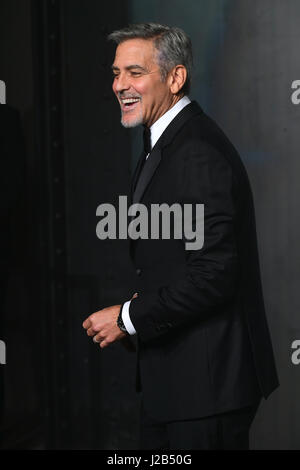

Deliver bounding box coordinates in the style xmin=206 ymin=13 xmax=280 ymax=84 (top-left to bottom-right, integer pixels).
xmin=122 ymin=95 xmax=191 ymax=335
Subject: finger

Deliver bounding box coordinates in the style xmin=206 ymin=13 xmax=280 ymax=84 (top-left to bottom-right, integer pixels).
xmin=93 ymin=332 xmax=105 ymax=343
xmin=82 ymin=318 xmax=91 ymax=329
xmin=87 ymin=327 xmax=97 ymax=337
xmin=100 ymin=335 xmax=115 ymax=348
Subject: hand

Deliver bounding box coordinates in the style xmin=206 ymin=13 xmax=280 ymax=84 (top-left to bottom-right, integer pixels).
xmin=82 ymin=304 xmax=126 ymax=349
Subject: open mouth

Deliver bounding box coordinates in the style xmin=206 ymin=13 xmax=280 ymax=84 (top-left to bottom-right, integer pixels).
xmin=120 ymin=97 xmax=141 ymax=111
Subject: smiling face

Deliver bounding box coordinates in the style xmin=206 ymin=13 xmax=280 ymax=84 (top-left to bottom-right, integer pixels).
xmin=112 ymin=38 xmax=176 ymax=128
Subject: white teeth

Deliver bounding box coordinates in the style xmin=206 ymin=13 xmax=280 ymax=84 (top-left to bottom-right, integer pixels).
xmin=122 ymin=98 xmax=140 ymax=104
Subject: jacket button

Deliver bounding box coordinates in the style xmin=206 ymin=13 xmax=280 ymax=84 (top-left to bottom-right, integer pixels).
xmin=136 ymin=268 xmax=142 ymax=276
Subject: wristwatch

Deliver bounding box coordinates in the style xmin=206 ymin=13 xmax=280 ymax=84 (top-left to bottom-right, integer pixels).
xmin=117 ymin=305 xmax=128 ymax=334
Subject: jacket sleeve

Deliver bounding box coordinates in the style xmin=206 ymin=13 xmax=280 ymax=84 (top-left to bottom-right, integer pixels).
xmin=128 ymin=144 xmax=239 ymax=342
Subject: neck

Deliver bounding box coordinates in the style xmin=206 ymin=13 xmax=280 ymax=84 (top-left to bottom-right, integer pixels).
xmin=146 ymin=94 xmax=185 ymax=127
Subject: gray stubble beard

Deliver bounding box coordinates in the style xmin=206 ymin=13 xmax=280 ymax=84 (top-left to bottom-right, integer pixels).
xmin=120 ymin=102 xmax=144 ymax=128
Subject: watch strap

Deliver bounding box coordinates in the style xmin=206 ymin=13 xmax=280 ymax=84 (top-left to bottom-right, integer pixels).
xmin=117 ymin=304 xmax=128 ymax=334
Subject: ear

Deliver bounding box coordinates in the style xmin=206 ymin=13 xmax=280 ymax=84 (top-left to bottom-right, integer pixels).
xmin=169 ymin=65 xmax=187 ymax=94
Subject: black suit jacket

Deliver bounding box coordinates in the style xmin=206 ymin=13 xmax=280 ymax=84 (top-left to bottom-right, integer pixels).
xmin=128 ymin=100 xmax=279 ymax=422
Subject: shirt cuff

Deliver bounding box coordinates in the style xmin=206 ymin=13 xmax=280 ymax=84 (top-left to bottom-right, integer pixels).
xmin=121 ymin=300 xmax=137 ymax=335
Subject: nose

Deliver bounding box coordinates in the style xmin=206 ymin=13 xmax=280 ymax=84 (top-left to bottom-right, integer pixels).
xmin=113 ymin=72 xmax=130 ymax=93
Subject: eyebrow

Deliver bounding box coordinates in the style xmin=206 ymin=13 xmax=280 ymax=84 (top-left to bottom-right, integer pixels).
xmin=111 ymin=64 xmax=148 ymax=73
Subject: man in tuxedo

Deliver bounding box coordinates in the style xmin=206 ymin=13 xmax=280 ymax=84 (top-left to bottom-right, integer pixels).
xmin=83 ymin=23 xmax=279 ymax=450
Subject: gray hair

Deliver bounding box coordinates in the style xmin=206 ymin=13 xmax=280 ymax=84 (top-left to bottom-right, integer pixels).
xmin=108 ymin=23 xmax=193 ymax=95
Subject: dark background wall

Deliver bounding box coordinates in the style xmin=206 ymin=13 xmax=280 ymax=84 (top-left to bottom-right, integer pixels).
xmin=0 ymin=0 xmax=42 ymax=448
xmin=0 ymin=0 xmax=299 ymax=449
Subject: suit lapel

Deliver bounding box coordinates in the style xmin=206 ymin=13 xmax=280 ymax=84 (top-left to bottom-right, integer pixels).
xmin=131 ymin=150 xmax=146 ymax=203
xmin=132 ymin=145 xmax=162 ymax=205
xmin=131 ymin=101 xmax=203 ymax=205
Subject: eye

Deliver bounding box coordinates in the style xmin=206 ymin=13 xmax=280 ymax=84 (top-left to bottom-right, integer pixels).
xmin=130 ymin=71 xmax=142 ymax=77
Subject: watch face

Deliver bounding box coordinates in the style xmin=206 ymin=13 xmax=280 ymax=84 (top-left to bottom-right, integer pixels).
xmin=117 ymin=316 xmax=127 ymax=333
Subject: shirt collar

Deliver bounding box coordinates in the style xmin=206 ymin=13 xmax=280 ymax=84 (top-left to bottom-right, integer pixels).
xmin=150 ymin=95 xmax=191 ymax=150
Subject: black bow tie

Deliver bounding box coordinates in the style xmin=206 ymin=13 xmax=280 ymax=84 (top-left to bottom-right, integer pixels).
xmin=143 ymin=125 xmax=151 ymax=155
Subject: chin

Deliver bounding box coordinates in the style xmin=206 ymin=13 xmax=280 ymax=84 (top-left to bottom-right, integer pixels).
xmin=121 ymin=110 xmax=143 ymax=128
